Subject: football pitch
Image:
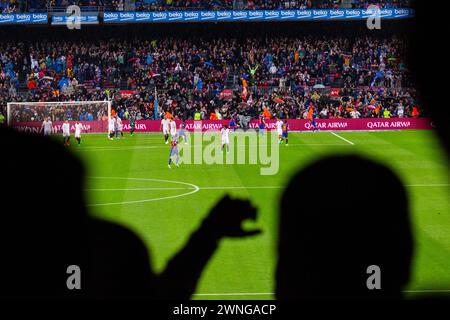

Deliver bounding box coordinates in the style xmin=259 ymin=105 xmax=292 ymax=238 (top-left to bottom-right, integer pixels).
xmin=69 ymin=130 xmax=449 ymax=299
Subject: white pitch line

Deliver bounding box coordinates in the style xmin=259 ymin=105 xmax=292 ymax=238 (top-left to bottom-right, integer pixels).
xmin=85 ymin=187 xmax=195 ymax=191
xmin=85 ymin=177 xmax=200 ymax=206
xmin=85 ymin=184 xmax=449 ymax=192
xmin=84 ymin=184 xmax=450 ymax=191
xmin=193 ymin=293 xmax=274 ymax=296
xmin=74 ymin=143 xmax=352 ymax=152
xmin=204 ymin=185 xmax=448 ymax=189
xmin=405 ymin=184 xmax=449 ymax=187
xmin=330 ymin=132 xmax=355 ymax=145
xmin=403 ymin=290 xmax=450 ymax=293
xmin=199 ymin=186 xmax=283 ymax=190
xmin=193 ymin=290 xmax=450 ymax=296
xmin=85 ymin=186 xmax=281 ymax=192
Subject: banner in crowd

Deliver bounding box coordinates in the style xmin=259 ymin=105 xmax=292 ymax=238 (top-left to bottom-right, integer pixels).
xmin=51 ymin=14 xmax=99 ymax=25
xmin=0 ymin=9 xmax=413 ymax=25
xmin=0 ymin=13 xmax=48 ymax=24
xmin=120 ymin=90 xmax=137 ymax=97
xmin=12 ymin=120 xmax=108 ymax=134
xmin=11 ymin=118 xmax=433 ymax=134
xmin=103 ymin=8 xmax=413 ymax=24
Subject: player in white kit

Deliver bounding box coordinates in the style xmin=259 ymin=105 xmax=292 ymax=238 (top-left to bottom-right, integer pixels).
xmin=169 ymin=118 xmax=177 ymax=141
xmin=221 ymin=125 xmax=230 ymax=153
xmin=160 ymin=116 xmax=170 ymax=144
xmin=115 ymin=115 xmax=123 ymax=139
xmin=41 ymin=117 xmax=53 ymax=136
xmin=276 ymin=118 xmax=283 ymax=143
xmin=74 ymin=121 xmax=83 ymax=146
xmin=62 ymin=119 xmax=71 ymax=146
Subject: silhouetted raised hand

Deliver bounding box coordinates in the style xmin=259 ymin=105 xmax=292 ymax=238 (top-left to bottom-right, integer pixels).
xmin=203 ymin=195 xmax=261 ymax=238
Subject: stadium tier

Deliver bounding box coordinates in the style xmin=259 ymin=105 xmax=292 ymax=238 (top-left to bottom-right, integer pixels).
xmin=1 ymin=31 xmax=420 ymax=125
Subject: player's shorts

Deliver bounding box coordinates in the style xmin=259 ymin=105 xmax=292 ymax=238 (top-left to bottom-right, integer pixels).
xmin=277 ymin=130 xmax=283 ymax=136
xmin=179 ymin=130 xmax=186 ymax=137
xmin=222 ymin=138 xmax=230 ymax=145
xmin=163 ymin=128 xmax=169 ymax=135
xmin=43 ymin=130 xmax=51 ymax=136
xmin=75 ymin=134 xmax=81 ymax=139
xmin=170 ymin=147 xmax=179 ymax=157
xmin=170 ymin=131 xmax=177 ymax=137
xmin=63 ymin=133 xmax=70 ymax=138
xmin=282 ymin=132 xmax=288 ymax=138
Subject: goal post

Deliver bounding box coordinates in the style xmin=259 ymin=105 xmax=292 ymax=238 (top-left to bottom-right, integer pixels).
xmin=6 ymin=101 xmax=112 ymax=134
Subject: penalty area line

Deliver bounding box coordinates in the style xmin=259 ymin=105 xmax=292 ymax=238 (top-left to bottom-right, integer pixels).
xmin=192 ymin=290 xmax=450 ymax=296
xmin=330 ymin=132 xmax=355 ymax=145
xmin=84 ymin=184 xmax=449 ymax=192
xmin=193 ymin=293 xmax=274 ymax=297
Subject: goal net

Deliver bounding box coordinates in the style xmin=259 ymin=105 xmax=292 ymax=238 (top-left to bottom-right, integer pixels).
xmin=6 ymin=101 xmax=111 ymax=134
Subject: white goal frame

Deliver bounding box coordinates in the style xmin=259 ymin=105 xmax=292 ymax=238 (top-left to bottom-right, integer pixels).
xmin=6 ymin=101 xmax=112 ymax=127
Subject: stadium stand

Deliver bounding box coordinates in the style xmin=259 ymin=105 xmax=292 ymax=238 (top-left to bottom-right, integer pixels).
xmin=1 ymin=29 xmax=420 ymax=123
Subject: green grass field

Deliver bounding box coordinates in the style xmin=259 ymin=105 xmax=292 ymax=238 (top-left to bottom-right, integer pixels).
xmin=69 ymin=130 xmax=449 ymax=299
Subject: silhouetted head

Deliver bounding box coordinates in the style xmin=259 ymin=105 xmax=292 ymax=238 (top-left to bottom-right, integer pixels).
xmin=0 ymin=127 xmax=88 ymax=298
xmin=276 ymin=155 xmax=413 ymax=300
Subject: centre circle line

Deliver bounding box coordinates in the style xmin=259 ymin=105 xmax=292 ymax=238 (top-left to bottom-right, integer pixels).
xmin=85 ymin=177 xmax=200 ymax=207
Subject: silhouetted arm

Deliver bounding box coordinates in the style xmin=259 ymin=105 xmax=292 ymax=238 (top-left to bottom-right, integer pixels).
xmin=156 ymin=195 xmax=260 ymax=299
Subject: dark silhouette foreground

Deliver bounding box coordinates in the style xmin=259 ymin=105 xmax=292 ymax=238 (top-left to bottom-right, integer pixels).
xmin=276 ymin=155 xmax=413 ymax=300
xmin=0 ymin=127 xmax=260 ymax=299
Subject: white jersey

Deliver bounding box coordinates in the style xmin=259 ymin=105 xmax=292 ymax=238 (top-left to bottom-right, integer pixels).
xmin=170 ymin=121 xmax=177 ymax=135
xmin=62 ymin=122 xmax=70 ymax=137
xmin=161 ymin=119 xmax=170 ymax=133
xmin=397 ymin=105 xmax=404 ymax=117
xmin=276 ymin=120 xmax=283 ymax=134
xmin=117 ymin=117 xmax=123 ymax=131
xmin=74 ymin=123 xmax=82 ymax=138
xmin=42 ymin=120 xmax=52 ymax=134
xmin=108 ymin=118 xmax=116 ymax=132
xmin=221 ymin=128 xmax=230 ymax=144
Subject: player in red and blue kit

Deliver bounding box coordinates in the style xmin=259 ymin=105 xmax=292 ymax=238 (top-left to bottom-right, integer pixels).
xmin=258 ymin=114 xmax=266 ymax=136
xmin=229 ymin=117 xmax=237 ymax=131
xmin=168 ymin=135 xmax=180 ymax=168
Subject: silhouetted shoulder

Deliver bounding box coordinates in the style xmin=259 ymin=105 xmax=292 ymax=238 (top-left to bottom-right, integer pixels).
xmin=86 ymin=219 xmax=154 ymax=299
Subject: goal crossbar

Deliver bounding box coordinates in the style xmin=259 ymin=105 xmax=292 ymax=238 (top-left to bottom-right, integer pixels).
xmin=6 ymin=101 xmax=112 ymax=126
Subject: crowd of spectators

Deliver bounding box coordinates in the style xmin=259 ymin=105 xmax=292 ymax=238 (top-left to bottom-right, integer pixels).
xmin=1 ymin=34 xmax=421 ymax=123
xmin=1 ymin=0 xmax=412 ymax=13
